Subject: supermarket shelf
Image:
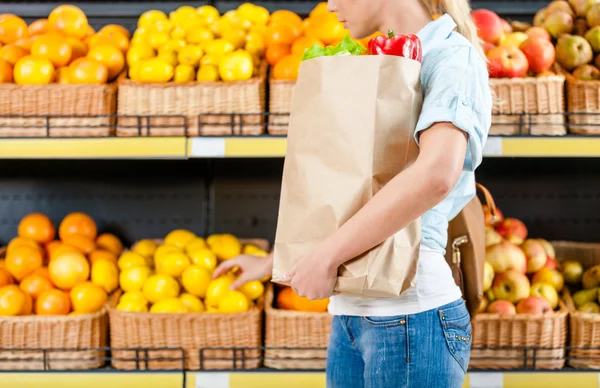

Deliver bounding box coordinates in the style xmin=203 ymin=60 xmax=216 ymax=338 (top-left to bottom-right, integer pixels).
xmin=3 ymin=370 xmax=600 ymax=388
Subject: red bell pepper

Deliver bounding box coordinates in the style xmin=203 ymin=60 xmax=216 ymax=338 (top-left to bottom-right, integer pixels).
xmin=367 ymin=30 xmax=423 ymax=62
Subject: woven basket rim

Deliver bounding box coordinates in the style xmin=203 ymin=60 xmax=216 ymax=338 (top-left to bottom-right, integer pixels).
xmin=491 ymin=75 xmax=565 ymax=85
xmin=474 ymin=300 xmax=568 ymax=322
xmin=0 ymin=306 xmax=108 ymax=323
xmin=268 ymin=77 xmax=297 ymax=85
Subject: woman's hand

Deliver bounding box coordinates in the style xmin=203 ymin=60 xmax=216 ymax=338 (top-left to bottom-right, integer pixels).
xmin=287 ymin=246 xmax=339 ymax=300
xmin=213 ymin=252 xmax=274 ymax=290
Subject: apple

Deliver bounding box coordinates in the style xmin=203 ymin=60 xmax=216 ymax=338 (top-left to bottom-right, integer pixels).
xmin=547 ymin=0 xmax=576 ymax=16
xmin=585 ymin=26 xmax=600 ymax=52
xmin=486 ymin=241 xmax=527 ymax=273
xmin=573 ymin=288 xmax=597 ymax=308
xmin=471 ymin=9 xmax=504 ymax=44
xmin=569 ymin=0 xmax=600 ymax=17
xmin=544 ymin=11 xmax=575 ymax=38
xmin=534 ymin=8 xmax=549 ymax=26
xmin=486 ymin=227 xmax=504 ymax=247
xmin=479 ymin=296 xmax=490 ymax=313
xmin=520 ymin=38 xmax=556 ymax=73
xmin=484 ymin=205 xmax=504 ymax=226
xmin=492 ymin=270 xmax=531 ymax=303
xmin=579 ymin=301 xmax=600 ymax=313
xmin=502 ymin=19 xmax=513 ymax=34
xmin=556 ymin=34 xmax=593 ymax=71
xmin=544 ymin=257 xmax=558 ymax=270
xmin=573 ymin=64 xmax=600 ymax=79
xmin=526 ymin=26 xmax=552 ymax=41
xmin=483 ymin=41 xmax=496 ymax=54
xmin=532 ymin=268 xmax=565 ymax=291
xmin=483 ymin=261 xmax=495 ymax=291
xmin=496 ymin=218 xmax=528 ymax=245
xmin=530 ymin=282 xmax=559 ymax=309
xmin=488 ymin=300 xmax=517 ymax=315
xmin=588 ymin=3 xmax=600 ymax=27
xmin=521 ymin=239 xmax=548 ymax=273
xmin=562 ymin=260 xmax=584 ymax=285
xmin=536 ymin=239 xmax=556 ymax=260
xmin=501 ymin=32 xmax=529 ymax=48
xmin=582 ymin=265 xmax=600 ymax=289
xmin=487 ymin=46 xmax=529 ymax=78
xmin=516 ymin=296 xmax=553 ymax=314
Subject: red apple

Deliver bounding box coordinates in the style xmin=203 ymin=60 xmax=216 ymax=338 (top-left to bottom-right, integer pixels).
xmin=516 ymin=296 xmax=553 ymax=314
xmin=526 ymin=26 xmax=552 ymax=41
xmin=487 ymin=46 xmax=529 ymax=78
xmin=488 ymin=300 xmax=517 ymax=315
xmin=532 ymin=267 xmax=564 ymax=291
xmin=492 ymin=270 xmax=531 ymax=303
xmin=521 ymin=239 xmax=548 ymax=273
xmin=496 ymin=218 xmax=528 ymax=245
xmin=483 ymin=41 xmax=496 ymax=54
xmin=520 ymin=38 xmax=556 ymax=73
xmin=486 ymin=240 xmax=527 ymax=273
xmin=484 ymin=205 xmax=504 ymax=226
xmin=530 ymin=282 xmax=559 ymax=309
xmin=472 ymin=9 xmax=505 ymax=44
xmin=544 ymin=257 xmax=558 ymax=270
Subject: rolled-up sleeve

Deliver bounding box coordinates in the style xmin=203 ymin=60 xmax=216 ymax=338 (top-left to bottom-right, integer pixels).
xmin=413 ymin=45 xmax=492 ymax=172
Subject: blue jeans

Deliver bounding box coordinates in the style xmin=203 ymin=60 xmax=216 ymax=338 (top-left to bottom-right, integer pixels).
xmin=326 ymin=298 xmax=471 ymax=388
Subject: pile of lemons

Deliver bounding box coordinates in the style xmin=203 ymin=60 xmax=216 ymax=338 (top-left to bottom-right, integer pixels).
xmin=115 ymin=230 xmax=267 ymax=314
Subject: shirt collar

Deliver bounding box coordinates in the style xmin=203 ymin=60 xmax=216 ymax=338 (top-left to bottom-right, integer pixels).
xmin=417 ymin=14 xmax=458 ymax=57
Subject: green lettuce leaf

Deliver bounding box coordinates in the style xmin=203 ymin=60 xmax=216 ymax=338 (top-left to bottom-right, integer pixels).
xmin=301 ymin=35 xmax=366 ymax=61
xmin=302 ymin=44 xmax=328 ymax=61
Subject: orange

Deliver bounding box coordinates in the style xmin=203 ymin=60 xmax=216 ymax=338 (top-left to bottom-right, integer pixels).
xmin=90 ymin=30 xmax=130 ymax=55
xmin=20 ymin=292 xmax=33 ymax=315
xmin=0 ymin=14 xmax=29 ymax=45
xmin=0 ymin=268 xmax=14 ymax=287
xmin=18 ymin=213 xmax=56 ymax=244
xmin=265 ymin=43 xmax=291 ymax=66
xmin=84 ymin=25 xmax=95 ymax=38
xmin=45 ymin=240 xmax=62 ymax=258
xmin=272 ymin=54 xmax=301 ymax=80
xmin=49 ymin=251 xmax=90 ymax=290
xmin=291 ymin=36 xmax=324 ymax=57
xmin=7 ymin=237 xmax=43 ymax=258
xmin=31 ymin=266 xmax=51 ymax=280
xmin=48 ymin=5 xmax=89 ymax=39
xmin=309 ymin=2 xmax=330 ymax=18
xmin=87 ymin=43 xmax=124 ymax=81
xmin=65 ymin=36 xmax=88 ymax=61
xmin=89 ymin=249 xmax=118 ymax=265
xmin=28 ymin=19 xmax=50 ymax=36
xmin=99 ymin=24 xmax=131 ymax=39
xmin=59 ymin=212 xmax=97 ymax=240
xmin=276 ymin=287 xmax=329 ymax=312
xmin=14 ymin=36 xmax=37 ymax=51
xmin=0 ymin=285 xmax=27 ymax=316
xmin=36 ymin=289 xmax=70 ymax=315
xmin=265 ymin=23 xmax=301 ymax=47
xmin=49 ymin=243 xmax=82 ymax=262
xmin=306 ymin=13 xmax=345 ymax=45
xmin=0 ymin=44 xmax=28 ymax=66
xmin=14 ymin=56 xmax=55 ymax=85
xmin=31 ymin=33 xmax=73 ymax=67
xmin=70 ymin=281 xmax=107 ymax=314
xmin=6 ymin=245 xmax=43 ymax=282
xmin=67 ymin=57 xmax=108 ymax=84
xmin=62 ymin=234 xmax=96 ymax=255
xmin=96 ymin=233 xmax=123 ymax=255
xmin=270 ymin=10 xmax=303 ymax=27
xmin=19 ymin=274 xmax=54 ymax=299
xmin=0 ymin=58 xmax=12 ymax=83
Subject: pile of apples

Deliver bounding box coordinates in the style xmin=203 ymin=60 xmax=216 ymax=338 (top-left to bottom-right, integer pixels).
xmin=471 ymin=9 xmax=557 ymax=78
xmin=563 ymin=262 xmax=600 ymax=313
xmin=482 ymin=210 xmax=564 ymax=315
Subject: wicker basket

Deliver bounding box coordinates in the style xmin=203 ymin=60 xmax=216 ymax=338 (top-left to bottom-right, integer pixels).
xmin=469 ymin=302 xmax=568 ymax=370
xmin=553 ymin=241 xmax=600 ymax=369
xmin=267 ymin=78 xmax=295 ymax=135
xmin=566 ymin=75 xmax=600 ymax=135
xmin=0 ymin=83 xmax=117 ymax=137
xmin=264 ymin=284 xmax=332 ymax=370
xmin=109 ymin=238 xmax=268 ymax=371
xmin=117 ymin=63 xmax=267 ymax=137
xmin=490 ymin=75 xmax=566 ymax=136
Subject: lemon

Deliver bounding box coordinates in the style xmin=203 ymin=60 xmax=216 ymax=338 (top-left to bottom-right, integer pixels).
xmin=218 ymin=291 xmax=249 ymax=313
xmin=127 ymin=44 xmax=155 ymax=67
xmin=243 ymin=244 xmax=268 ymax=257
xmin=150 ymin=297 xmax=188 ymax=313
xmin=133 ymin=26 xmax=151 ymax=38
xmin=221 ymin=29 xmax=247 ymax=50
xmin=197 ymin=5 xmax=220 ymax=25
xmin=205 ymin=275 xmax=236 ymax=308
xmin=154 ymin=20 xmax=174 ymax=33
xmin=174 ymin=64 xmax=195 ymax=83
xmin=239 ymin=280 xmax=265 ymax=301
xmin=138 ymin=10 xmax=168 ymax=29
xmin=173 ymin=6 xmax=199 ymax=20
xmin=118 ymin=251 xmax=148 ymax=271
xmin=178 ymin=45 xmax=203 ymax=67
xmin=117 ymin=299 xmax=148 ymax=312
xmin=181 ymin=265 xmax=212 ymax=298
xmin=91 ymin=260 xmax=119 ymax=293
xmin=209 ymin=233 xmax=242 ymax=261
xmin=204 ymin=39 xmax=235 ymax=56
xmin=120 ymin=290 xmax=147 ymax=304
xmin=187 ymin=28 xmax=214 ymax=44
xmin=156 ymin=251 xmax=190 ymax=278
xmin=147 ymin=31 xmax=169 ymax=50
xmin=154 ymin=244 xmax=182 ymax=264
xmin=180 ymin=293 xmax=204 ymax=312
xmin=137 ymin=58 xmax=174 ymax=83
xmin=170 ymin=27 xmax=186 ymax=40
xmin=197 ymin=65 xmax=220 ymax=82
xmin=200 ymin=53 xmax=223 ymax=67
xmin=132 ymin=239 xmax=158 ymax=258
xmin=188 ymin=248 xmax=217 ymax=271
xmin=206 ymin=305 xmax=219 ymax=313
xmin=157 ymin=50 xmax=178 ymax=67
xmin=120 ymin=266 xmax=151 ymax=292
xmin=165 ymin=229 xmax=196 ymax=249
xmin=186 ymin=237 xmax=207 ymax=253
xmin=160 ymin=39 xmax=186 ymax=54
xmin=142 ymin=274 xmax=180 ymax=303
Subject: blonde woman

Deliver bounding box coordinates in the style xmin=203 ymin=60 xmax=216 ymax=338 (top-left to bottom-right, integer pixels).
xmin=215 ymin=0 xmax=491 ymax=386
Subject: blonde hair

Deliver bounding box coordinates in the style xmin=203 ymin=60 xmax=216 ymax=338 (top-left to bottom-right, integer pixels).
xmin=420 ymin=0 xmax=486 ymax=60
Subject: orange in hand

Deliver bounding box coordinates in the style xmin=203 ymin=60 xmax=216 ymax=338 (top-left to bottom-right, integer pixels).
xmin=18 ymin=213 xmax=56 ymax=244
xmin=36 ymin=289 xmax=71 ymax=315
xmin=276 ymin=286 xmax=329 ymax=312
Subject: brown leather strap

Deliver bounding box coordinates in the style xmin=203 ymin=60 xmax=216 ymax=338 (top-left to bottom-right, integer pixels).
xmin=476 ymin=183 xmax=498 ymax=219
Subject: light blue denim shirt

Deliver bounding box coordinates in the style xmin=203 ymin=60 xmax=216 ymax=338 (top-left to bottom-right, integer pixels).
xmin=414 ymin=14 xmax=492 ymax=253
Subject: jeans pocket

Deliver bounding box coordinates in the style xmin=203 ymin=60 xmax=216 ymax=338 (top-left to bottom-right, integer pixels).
xmin=438 ymin=301 xmax=472 ymax=373
xmin=362 ymin=315 xmax=407 ymax=327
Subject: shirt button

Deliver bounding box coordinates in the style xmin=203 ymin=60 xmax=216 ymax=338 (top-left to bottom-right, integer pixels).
xmin=461 ymin=97 xmax=470 ymax=106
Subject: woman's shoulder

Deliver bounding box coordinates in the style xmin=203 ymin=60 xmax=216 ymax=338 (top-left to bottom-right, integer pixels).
xmin=422 ymin=33 xmax=487 ymax=74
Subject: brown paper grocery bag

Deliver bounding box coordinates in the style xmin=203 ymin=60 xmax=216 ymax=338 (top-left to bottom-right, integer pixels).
xmin=272 ymin=55 xmax=424 ymax=298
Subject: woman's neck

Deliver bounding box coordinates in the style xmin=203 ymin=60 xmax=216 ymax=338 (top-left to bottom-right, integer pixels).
xmin=378 ymin=1 xmax=433 ymax=36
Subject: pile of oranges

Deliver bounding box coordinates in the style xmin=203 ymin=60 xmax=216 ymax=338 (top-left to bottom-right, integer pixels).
xmin=0 ymin=5 xmax=130 ymax=85
xmin=115 ymin=230 xmax=268 ymax=314
xmin=0 ymin=212 xmax=123 ymax=316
